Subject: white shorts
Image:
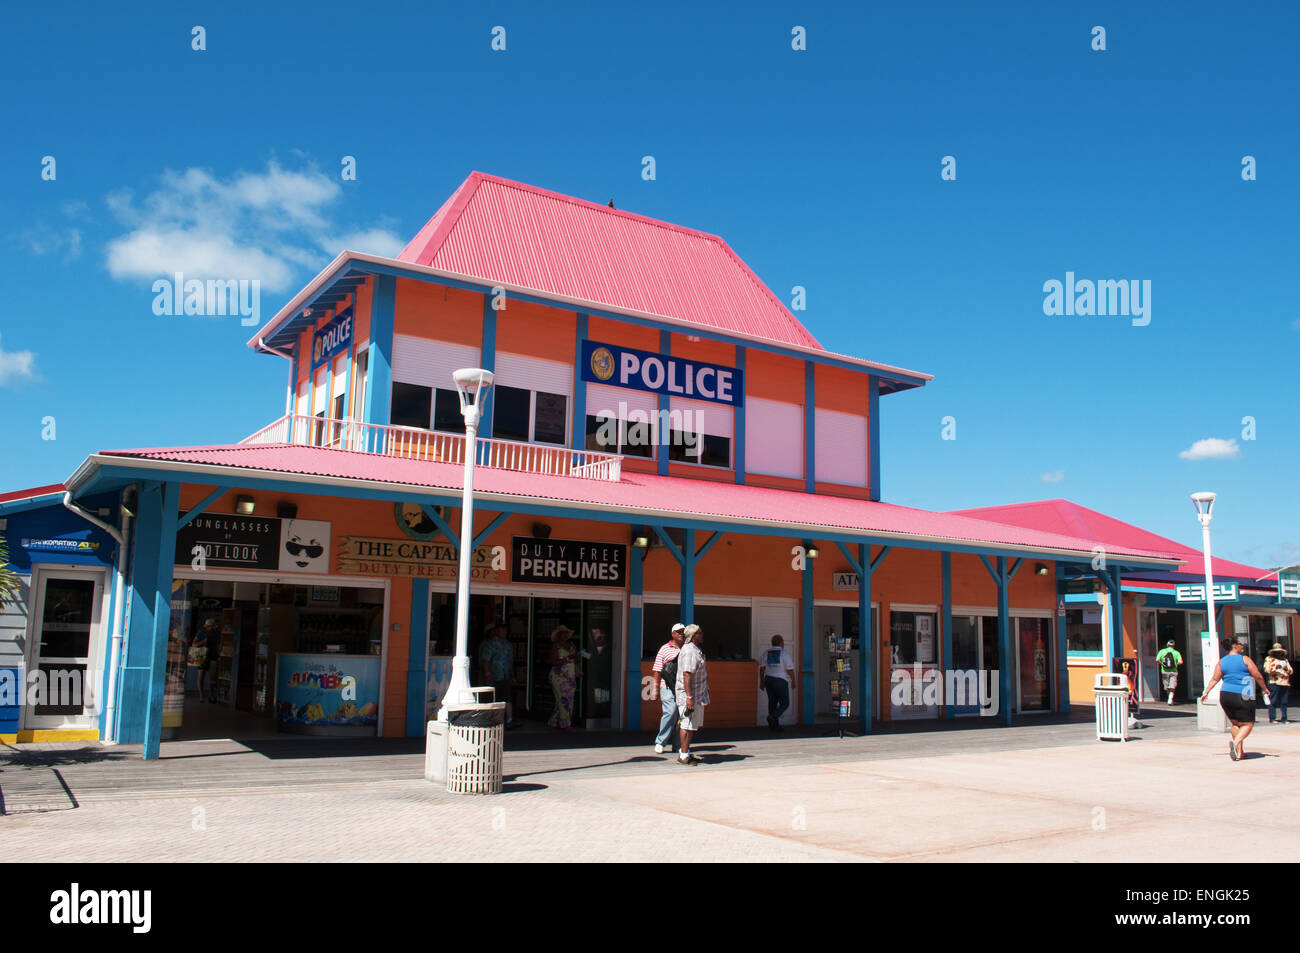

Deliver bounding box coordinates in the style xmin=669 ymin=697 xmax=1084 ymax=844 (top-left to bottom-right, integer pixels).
xmin=680 ymin=705 xmax=705 ymax=732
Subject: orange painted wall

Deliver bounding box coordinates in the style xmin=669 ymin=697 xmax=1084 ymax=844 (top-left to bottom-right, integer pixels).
xmin=669 ymin=332 xmax=735 ymax=368
xmin=498 ymin=300 xmax=576 ymax=362
xmin=815 ymin=363 xmax=870 ymax=415
xmin=745 ymin=348 xmax=804 ymax=403
xmin=394 ymin=278 xmax=483 ymax=346
xmin=588 ymin=315 xmax=659 ymax=351
xmin=352 ymin=278 xmax=372 ymax=350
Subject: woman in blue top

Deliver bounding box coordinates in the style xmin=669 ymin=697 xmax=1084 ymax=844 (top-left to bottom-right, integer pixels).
xmin=1201 ymin=638 xmax=1269 ymax=761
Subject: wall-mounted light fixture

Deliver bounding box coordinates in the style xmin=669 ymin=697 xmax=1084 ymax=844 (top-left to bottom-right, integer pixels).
xmin=277 ymin=501 xmax=298 ymax=519
xmin=532 ymin=522 xmax=552 ymax=539
xmin=1035 ymin=563 xmax=1049 ymax=576
xmin=632 ymin=532 xmax=651 ymax=549
xmin=236 ymin=495 xmax=256 ymax=515
xmin=806 ymin=545 xmax=820 ymax=559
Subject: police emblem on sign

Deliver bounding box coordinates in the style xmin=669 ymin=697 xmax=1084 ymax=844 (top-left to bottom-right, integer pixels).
xmin=589 ymin=346 xmax=615 ymax=381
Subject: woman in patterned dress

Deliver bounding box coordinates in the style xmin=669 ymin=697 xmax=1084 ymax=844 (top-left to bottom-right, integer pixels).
xmin=548 ymin=626 xmax=577 ymax=731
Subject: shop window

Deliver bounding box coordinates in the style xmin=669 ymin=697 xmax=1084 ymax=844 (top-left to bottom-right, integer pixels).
xmin=391 ymin=382 xmax=432 ymax=429
xmin=1066 ymin=608 xmax=1103 ymax=655
xmin=642 ymin=602 xmax=752 ymax=660
xmin=493 ymin=385 xmax=568 ymax=445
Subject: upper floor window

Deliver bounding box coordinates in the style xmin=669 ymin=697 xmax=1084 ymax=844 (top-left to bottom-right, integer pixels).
xmin=390 ymin=382 xmax=464 ymax=434
xmin=493 ymin=385 xmax=568 ymax=446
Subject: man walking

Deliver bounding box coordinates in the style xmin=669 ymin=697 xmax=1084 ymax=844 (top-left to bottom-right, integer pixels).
xmin=675 ymin=624 xmax=709 ymax=766
xmin=1156 ymin=640 xmax=1183 ymax=705
xmin=651 ymin=622 xmax=685 ymax=753
xmin=480 ymin=623 xmax=515 ymax=726
xmin=759 ymin=634 xmax=795 ymax=730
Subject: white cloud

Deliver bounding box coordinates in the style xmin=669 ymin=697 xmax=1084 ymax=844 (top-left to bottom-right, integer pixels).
xmin=0 ymin=333 xmax=38 ymax=386
xmin=1040 ymin=469 xmax=1065 ymax=484
xmin=23 ymin=224 xmax=82 ymax=260
xmin=105 ymin=160 xmax=404 ymax=292
xmin=327 ymin=227 xmax=406 ymax=258
xmin=1178 ymin=438 xmax=1240 ymax=460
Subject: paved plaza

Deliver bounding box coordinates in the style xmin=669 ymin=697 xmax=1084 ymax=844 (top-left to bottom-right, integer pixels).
xmin=3 ymin=709 xmax=1296 ymax=862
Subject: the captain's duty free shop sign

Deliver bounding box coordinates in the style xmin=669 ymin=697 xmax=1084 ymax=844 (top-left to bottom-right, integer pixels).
xmin=511 ymin=537 xmax=627 ymax=586
xmin=581 ymin=340 xmax=743 ymax=406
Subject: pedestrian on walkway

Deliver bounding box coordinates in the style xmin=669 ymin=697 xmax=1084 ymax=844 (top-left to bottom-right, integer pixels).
xmin=1202 ymin=638 xmax=1270 ymax=761
xmin=651 ymin=622 xmax=685 ymax=753
xmin=675 ymin=624 xmax=708 ymax=766
xmin=759 ymin=634 xmax=795 ymax=731
xmin=548 ymin=626 xmax=578 ymax=732
xmin=480 ymin=624 xmax=515 ymax=726
xmin=1265 ymin=644 xmax=1292 ymax=724
xmin=1156 ymin=640 xmax=1183 ymax=705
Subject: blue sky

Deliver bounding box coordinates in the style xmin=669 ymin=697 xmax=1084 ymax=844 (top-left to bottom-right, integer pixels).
xmin=1 ymin=1 xmax=1296 ymax=567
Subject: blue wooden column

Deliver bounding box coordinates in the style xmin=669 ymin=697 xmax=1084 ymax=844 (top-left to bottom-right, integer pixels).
xmin=572 ymin=314 xmax=588 ymax=452
xmin=801 ymin=540 xmax=815 ymax=725
xmin=836 ymin=542 xmax=891 ymax=734
xmin=118 ymin=481 xmax=179 ymax=759
xmin=1055 ymin=581 xmax=1070 ymax=713
xmin=941 ymin=551 xmax=954 ymax=719
xmin=626 ymin=541 xmax=646 ymax=731
xmin=652 ymin=528 xmax=721 ymax=629
xmin=734 ymin=346 xmax=746 ymax=485
xmin=979 ymin=554 xmax=1019 ymax=727
xmin=478 ymin=295 xmax=498 ymax=443
xmin=406 ymin=581 xmax=430 ymax=736
xmin=657 ymin=330 xmax=671 ymax=476
xmin=1110 ymin=566 xmax=1125 ymax=664
xmin=363 ymin=274 xmax=396 ymax=430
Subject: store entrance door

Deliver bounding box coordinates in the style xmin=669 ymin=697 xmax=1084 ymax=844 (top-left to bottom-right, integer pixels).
xmin=1157 ymin=610 xmax=1189 ymax=703
xmin=23 ymin=569 xmax=106 ymax=731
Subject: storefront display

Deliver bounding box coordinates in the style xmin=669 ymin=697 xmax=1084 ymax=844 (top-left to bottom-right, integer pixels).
xmin=274 ymin=652 xmax=380 ymax=735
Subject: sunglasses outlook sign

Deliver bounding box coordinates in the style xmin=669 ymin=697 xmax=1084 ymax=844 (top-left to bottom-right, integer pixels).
xmin=581 ymin=340 xmax=743 ymax=407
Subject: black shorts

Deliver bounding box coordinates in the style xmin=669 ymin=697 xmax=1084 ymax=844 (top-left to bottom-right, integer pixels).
xmin=1219 ymin=691 xmax=1256 ymax=723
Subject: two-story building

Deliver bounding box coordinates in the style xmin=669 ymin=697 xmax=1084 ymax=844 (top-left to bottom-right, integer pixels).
xmin=22 ymin=172 xmax=1196 ymax=758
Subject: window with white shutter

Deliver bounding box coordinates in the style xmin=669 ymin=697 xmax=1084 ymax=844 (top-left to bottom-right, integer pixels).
xmin=814 ymin=408 xmax=867 ymax=487
xmin=745 ymin=397 xmax=803 ymax=479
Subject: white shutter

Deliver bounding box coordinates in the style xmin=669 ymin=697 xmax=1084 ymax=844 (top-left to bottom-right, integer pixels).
xmin=311 ymin=366 xmax=328 ymax=413
xmin=586 ymin=382 xmax=657 ymax=420
xmin=814 ymin=408 xmax=867 ymax=487
xmin=391 ymin=335 xmax=480 ymax=389
xmin=746 ymin=397 xmax=803 ymax=479
xmin=332 ymin=355 xmax=348 ymax=413
xmin=296 ymin=376 xmax=310 ymax=418
xmin=495 ymin=352 xmax=572 ymax=398
xmin=670 ymin=396 xmax=732 ymax=438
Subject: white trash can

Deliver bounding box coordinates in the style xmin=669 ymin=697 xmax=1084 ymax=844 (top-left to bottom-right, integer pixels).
xmin=444 ymin=700 xmax=506 ymax=795
xmin=1094 ymin=673 xmax=1130 ymax=742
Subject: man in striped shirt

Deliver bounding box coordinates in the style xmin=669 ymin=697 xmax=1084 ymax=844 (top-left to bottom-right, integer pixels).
xmin=652 ymin=623 xmax=686 ymax=754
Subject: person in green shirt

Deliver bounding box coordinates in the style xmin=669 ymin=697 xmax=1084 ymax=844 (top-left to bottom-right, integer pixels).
xmin=1156 ymin=640 xmax=1183 ymax=705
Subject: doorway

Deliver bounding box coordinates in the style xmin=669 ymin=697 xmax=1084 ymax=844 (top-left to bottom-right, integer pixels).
xmin=1155 ymin=610 xmax=1190 ymax=703
xmin=22 ymin=568 xmax=106 ymax=732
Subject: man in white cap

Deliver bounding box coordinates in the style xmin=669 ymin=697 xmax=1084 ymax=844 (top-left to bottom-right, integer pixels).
xmin=675 ymin=624 xmax=708 ymax=765
xmin=651 ymin=622 xmax=686 ymax=754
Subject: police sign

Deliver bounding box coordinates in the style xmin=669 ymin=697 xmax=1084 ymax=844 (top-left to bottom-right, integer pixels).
xmin=311 ymin=310 xmax=353 ymax=370
xmin=580 ymin=339 xmax=743 ymax=407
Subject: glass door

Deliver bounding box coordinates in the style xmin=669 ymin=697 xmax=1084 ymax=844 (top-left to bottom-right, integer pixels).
xmin=24 ymin=570 xmax=105 ymax=730
xmin=888 ymin=610 xmax=939 ymax=719
xmin=1016 ymin=617 xmax=1052 ymax=712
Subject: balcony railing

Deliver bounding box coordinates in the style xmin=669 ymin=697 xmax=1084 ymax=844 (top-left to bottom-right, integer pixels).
xmin=239 ymin=414 xmax=623 ymax=482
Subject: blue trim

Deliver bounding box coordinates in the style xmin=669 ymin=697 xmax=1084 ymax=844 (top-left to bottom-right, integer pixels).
xmin=472 ymin=512 xmax=509 ymax=548
xmin=868 ymin=375 xmax=881 ymax=501
xmin=420 ymin=504 xmax=459 ymax=549
xmin=801 ymin=539 xmax=815 ymax=724
xmin=996 ymin=556 xmax=1012 ymax=727
xmin=287 ymin=346 xmax=298 ymax=416
xmin=871 ymin=546 xmax=892 ymax=573
xmin=480 ymin=296 xmax=497 ymax=438
xmin=1008 ymin=558 xmax=1024 ymax=581
xmin=626 ymin=546 xmax=644 ymax=731
xmin=364 ymin=274 xmax=396 ymax=429
xmin=835 ymin=540 xmax=863 ymax=575
xmin=859 ymin=543 xmax=872 ymax=734
xmin=406 ymin=581 xmax=430 ymax=736
xmin=653 ymin=526 xmax=685 ymax=566
xmin=176 ymin=487 xmax=226 ymax=530
xmin=573 ymin=314 xmax=588 ymax=451
xmin=979 ymin=554 xmax=997 ymax=582
xmin=1056 ymin=601 xmax=1070 ymax=712
xmin=942 ymin=551 xmax=953 ymax=719
xmin=694 ymin=531 xmax=721 ymax=561
xmin=681 ymin=528 xmax=695 ymax=625
xmin=734 ymin=346 xmax=746 ymax=485
xmin=0 ymin=492 xmax=66 ymax=516
xmin=804 ymin=361 xmax=815 ymax=492
xmin=306 ymin=260 xmax=931 ymax=391
xmin=657 ymin=330 xmax=670 ymax=476
xmin=1110 ymin=567 xmax=1124 ymax=666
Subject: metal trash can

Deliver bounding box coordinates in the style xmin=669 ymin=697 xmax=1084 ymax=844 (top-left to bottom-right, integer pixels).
xmin=444 ymin=700 xmax=506 ymax=794
xmin=1094 ymin=673 xmax=1130 ymax=741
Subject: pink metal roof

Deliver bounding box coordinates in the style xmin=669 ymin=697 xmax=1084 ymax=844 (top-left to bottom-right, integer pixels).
xmin=95 ymin=445 xmax=1181 ymax=564
xmin=0 ymin=482 xmax=65 ymax=505
xmin=397 ymin=172 xmax=823 ymax=351
xmin=950 ymin=499 xmax=1265 ymax=580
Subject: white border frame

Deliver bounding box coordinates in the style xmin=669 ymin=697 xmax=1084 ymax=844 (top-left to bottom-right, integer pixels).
xmin=21 ymin=563 xmax=110 ymax=732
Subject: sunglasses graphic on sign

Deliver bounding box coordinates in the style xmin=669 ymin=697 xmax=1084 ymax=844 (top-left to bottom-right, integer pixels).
xmin=279 ymin=518 xmax=331 ymax=572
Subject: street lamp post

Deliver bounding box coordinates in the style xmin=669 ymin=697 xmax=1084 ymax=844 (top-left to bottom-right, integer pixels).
xmin=437 ymin=367 xmax=494 ymax=720
xmin=1191 ymin=491 xmax=1226 ymax=732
